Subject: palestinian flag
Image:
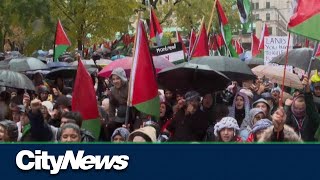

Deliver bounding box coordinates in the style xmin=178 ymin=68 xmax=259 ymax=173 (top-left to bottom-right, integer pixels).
xmin=251 ymin=33 xmax=260 ymax=57
xmin=236 ymin=0 xmax=251 ymax=32
xmin=176 ymin=30 xmax=187 ymax=54
xmin=72 ymin=60 xmax=100 ymax=139
xmin=129 ymin=20 xmax=160 ymax=119
xmin=192 ymin=22 xmax=209 ymax=57
xmin=53 ymin=20 xmax=71 ymax=61
xmin=258 ymin=23 xmax=270 ymax=50
xmin=288 ymin=0 xmax=320 ymax=41
xmin=149 ymin=8 xmax=163 ymax=46
xmin=216 ymin=0 xmax=238 ymax=57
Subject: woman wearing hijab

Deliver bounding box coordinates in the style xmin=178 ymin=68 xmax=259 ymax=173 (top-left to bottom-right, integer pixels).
xmin=239 ymin=108 xmax=266 ymax=141
xmin=228 ymin=92 xmax=251 ymax=127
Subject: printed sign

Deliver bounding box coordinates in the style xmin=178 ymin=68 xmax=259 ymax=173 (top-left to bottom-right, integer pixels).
xmin=151 ymin=42 xmax=185 ymax=64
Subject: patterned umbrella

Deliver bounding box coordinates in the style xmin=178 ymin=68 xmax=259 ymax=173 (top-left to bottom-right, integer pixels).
xmin=252 ymin=65 xmax=303 ymax=89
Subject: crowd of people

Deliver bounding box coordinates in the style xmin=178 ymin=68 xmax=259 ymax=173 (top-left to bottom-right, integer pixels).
xmin=1 ymin=53 xmax=320 ymax=143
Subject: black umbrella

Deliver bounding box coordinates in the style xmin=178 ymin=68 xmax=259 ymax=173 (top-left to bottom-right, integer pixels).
xmin=269 ymin=48 xmax=320 ymax=71
xmin=0 ymin=70 xmax=35 ymax=90
xmin=9 ymin=57 xmax=48 ymax=72
xmin=157 ymin=62 xmax=230 ymax=93
xmin=192 ymin=56 xmax=256 ymax=81
xmin=46 ymin=66 xmax=98 ymax=80
xmin=245 ymin=58 xmax=264 ymax=68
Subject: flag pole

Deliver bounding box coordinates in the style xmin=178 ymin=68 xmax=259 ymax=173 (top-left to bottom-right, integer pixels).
xmin=188 ymin=17 xmax=205 ymax=61
xmin=280 ymin=32 xmax=291 ymax=108
xmin=207 ymin=0 xmax=218 ymax=35
xmin=306 ymin=41 xmax=319 ymax=79
xmin=125 ymin=12 xmax=141 ymax=127
xmin=53 ymin=19 xmax=59 ymax=62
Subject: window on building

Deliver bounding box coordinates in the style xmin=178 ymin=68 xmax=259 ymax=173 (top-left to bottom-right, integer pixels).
xmin=255 ymin=14 xmax=260 ymax=20
xmin=255 ymin=2 xmax=259 ymax=9
xmin=266 ymin=2 xmax=270 ymax=9
xmin=251 ymin=2 xmax=254 ymax=9
xmin=268 ymin=27 xmax=272 ymax=35
xmin=266 ymin=13 xmax=271 ymax=21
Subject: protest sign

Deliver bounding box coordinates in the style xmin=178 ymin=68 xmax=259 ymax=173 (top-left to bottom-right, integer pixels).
xmin=151 ymin=42 xmax=185 ymax=64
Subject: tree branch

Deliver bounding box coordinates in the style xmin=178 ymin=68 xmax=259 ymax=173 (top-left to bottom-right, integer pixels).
xmin=52 ymin=0 xmax=76 ymax=24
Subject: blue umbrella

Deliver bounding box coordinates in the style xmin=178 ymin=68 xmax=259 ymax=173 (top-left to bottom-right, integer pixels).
xmin=47 ymin=62 xmax=70 ymax=69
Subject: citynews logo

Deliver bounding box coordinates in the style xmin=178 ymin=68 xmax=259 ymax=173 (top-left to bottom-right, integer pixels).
xmin=16 ymin=150 xmax=129 ymax=175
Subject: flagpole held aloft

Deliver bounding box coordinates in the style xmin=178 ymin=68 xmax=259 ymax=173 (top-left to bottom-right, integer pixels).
xmin=280 ymin=32 xmax=291 ymax=108
xmin=125 ymin=12 xmax=141 ymax=126
xmin=207 ymin=0 xmax=218 ymax=35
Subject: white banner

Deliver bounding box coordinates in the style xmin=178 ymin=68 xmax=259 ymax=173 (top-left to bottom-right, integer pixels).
xmin=264 ymin=36 xmax=293 ymax=65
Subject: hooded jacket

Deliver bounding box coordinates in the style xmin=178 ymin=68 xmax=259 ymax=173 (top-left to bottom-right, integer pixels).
xmin=109 ymin=68 xmax=128 ymax=123
xmin=239 ymin=108 xmax=265 ymax=141
xmin=258 ymin=125 xmax=302 ymax=142
xmin=111 ymin=127 xmax=130 ymax=142
xmin=128 ymin=126 xmax=157 ymax=142
xmin=228 ymin=92 xmax=251 ymax=127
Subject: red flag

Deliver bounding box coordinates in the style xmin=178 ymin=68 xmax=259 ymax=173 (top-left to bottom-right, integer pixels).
xmin=258 ymin=23 xmax=270 ymax=50
xmin=216 ymin=34 xmax=225 ymax=48
xmin=209 ymin=34 xmax=218 ymax=51
xmin=176 ymin=30 xmax=187 ymax=54
xmin=149 ymin=8 xmax=163 ymax=42
xmin=233 ymin=39 xmax=244 ymax=54
xmin=316 ymin=45 xmax=320 ymax=59
xmin=192 ymin=22 xmax=209 ymax=57
xmin=189 ymin=29 xmax=197 ymax=55
xmin=251 ymin=33 xmax=260 ymax=57
xmin=128 ymin=20 xmax=160 ymax=118
xmin=72 ymin=60 xmax=100 ymax=139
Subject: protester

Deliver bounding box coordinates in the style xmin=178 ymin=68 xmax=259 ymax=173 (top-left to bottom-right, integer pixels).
xmin=258 ymin=108 xmax=302 ymax=142
xmin=0 ymin=120 xmax=18 ymax=142
xmin=246 ymin=119 xmax=273 ymax=142
xmin=37 ymin=85 xmax=50 ymax=102
xmin=41 ymin=101 xmax=53 ymax=122
xmin=106 ymin=67 xmax=128 ymax=141
xmin=252 ymin=98 xmax=271 ymax=119
xmin=59 ymin=123 xmax=81 ymax=142
xmin=205 ymin=104 xmax=229 ymax=141
xmin=159 ymin=102 xmax=173 ymax=132
xmin=214 ymin=117 xmax=242 ymax=142
xmin=201 ymin=93 xmax=215 ymax=125
xmin=239 ymin=108 xmax=265 ymax=141
xmin=54 ymin=77 xmax=72 ymax=95
xmin=128 ymin=126 xmax=157 ymax=142
xmin=228 ymin=92 xmax=251 ymax=126
xmin=111 ymin=127 xmax=130 ymax=142
xmin=165 ymin=91 xmax=207 ymax=141
xmin=164 ymin=89 xmax=176 ymax=107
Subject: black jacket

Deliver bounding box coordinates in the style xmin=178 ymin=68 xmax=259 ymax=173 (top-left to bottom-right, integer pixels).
xmin=167 ymin=108 xmax=208 ymax=142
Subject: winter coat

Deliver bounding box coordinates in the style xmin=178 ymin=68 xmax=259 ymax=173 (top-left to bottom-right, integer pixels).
xmin=258 ymin=125 xmax=302 ymax=142
xmin=285 ymin=92 xmax=319 ymax=141
xmin=167 ymin=108 xmax=208 ymax=142
xmin=29 ymin=110 xmax=95 ymax=142
xmin=108 ymin=68 xmax=128 ymax=124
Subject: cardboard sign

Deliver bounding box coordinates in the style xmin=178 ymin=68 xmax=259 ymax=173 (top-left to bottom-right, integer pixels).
xmin=264 ymin=36 xmax=293 ymax=65
xmin=151 ymin=42 xmax=185 ymax=64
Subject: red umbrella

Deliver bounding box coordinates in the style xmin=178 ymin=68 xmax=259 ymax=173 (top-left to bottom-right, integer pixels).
xmin=98 ymin=56 xmax=175 ymax=78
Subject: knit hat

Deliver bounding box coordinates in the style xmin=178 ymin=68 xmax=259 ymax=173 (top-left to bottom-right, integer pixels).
xmin=184 ymin=91 xmax=201 ymax=102
xmin=128 ymin=126 xmax=157 ymax=142
xmin=252 ymin=119 xmax=272 ymax=134
xmin=253 ymin=98 xmax=271 ymax=110
xmin=261 ymin=92 xmax=273 ymax=100
xmin=0 ymin=120 xmax=18 ymax=142
xmin=271 ymin=87 xmax=282 ymax=94
xmin=214 ymin=117 xmax=240 ymax=137
xmin=111 ymin=127 xmax=130 ymax=142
